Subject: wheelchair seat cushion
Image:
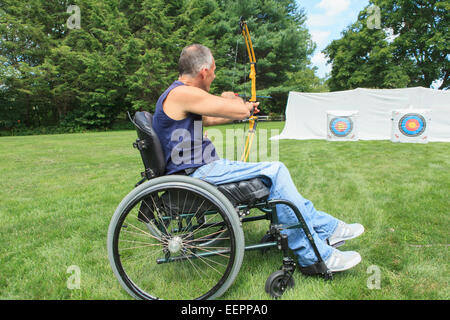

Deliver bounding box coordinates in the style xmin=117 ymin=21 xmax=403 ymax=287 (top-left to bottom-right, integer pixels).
xmin=217 ymin=178 xmax=270 ymax=206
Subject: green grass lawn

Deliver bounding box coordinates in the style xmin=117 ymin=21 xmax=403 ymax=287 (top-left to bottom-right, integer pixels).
xmin=0 ymin=122 xmax=449 ymax=300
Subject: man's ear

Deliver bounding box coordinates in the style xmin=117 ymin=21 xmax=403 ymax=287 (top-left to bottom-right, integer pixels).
xmin=199 ymin=68 xmax=208 ymax=80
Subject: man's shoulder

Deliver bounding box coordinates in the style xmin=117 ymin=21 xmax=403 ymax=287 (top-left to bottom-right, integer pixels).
xmin=168 ymin=84 xmax=205 ymax=100
xmin=164 ymin=85 xmax=209 ymax=117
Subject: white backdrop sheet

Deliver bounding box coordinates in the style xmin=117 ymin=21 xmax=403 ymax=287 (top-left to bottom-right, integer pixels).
xmin=271 ymin=87 xmax=450 ymax=142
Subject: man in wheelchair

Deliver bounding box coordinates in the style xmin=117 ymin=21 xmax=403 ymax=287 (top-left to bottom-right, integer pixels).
xmin=151 ymin=43 xmax=364 ymax=274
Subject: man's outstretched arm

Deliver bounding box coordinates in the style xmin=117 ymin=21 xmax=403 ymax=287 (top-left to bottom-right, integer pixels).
xmin=168 ymin=85 xmax=259 ymax=121
xmin=202 ymin=92 xmax=259 ymax=127
xmin=202 ymin=116 xmax=232 ymax=127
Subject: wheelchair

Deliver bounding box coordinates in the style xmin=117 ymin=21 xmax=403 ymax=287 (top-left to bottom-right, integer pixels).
xmin=107 ymin=111 xmax=335 ymax=300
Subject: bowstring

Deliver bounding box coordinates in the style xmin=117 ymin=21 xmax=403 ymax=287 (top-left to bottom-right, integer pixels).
xmin=231 ymin=39 xmax=239 ymax=93
xmin=231 ymin=35 xmax=249 ymax=161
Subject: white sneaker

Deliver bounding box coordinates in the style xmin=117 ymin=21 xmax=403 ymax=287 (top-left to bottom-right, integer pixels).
xmin=328 ymin=221 xmax=364 ymax=247
xmin=325 ymin=249 xmax=361 ymax=272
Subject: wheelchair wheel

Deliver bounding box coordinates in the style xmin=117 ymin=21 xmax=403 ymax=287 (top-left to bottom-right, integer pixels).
xmin=107 ymin=175 xmax=245 ymax=300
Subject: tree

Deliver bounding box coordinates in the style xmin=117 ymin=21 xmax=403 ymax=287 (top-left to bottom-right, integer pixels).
xmin=0 ymin=0 xmax=321 ymax=131
xmin=324 ymin=1 xmax=449 ymax=91
xmin=0 ymin=0 xmax=66 ymax=127
xmin=287 ymin=67 xmax=329 ymax=93
xmin=324 ymin=13 xmax=410 ymax=91
xmin=210 ymin=0 xmax=318 ymax=114
xmin=375 ymin=0 xmax=449 ymax=90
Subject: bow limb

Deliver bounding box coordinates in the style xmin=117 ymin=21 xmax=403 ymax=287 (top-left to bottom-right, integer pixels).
xmin=240 ymin=18 xmax=258 ymax=162
xmin=241 ymin=19 xmax=257 ymax=103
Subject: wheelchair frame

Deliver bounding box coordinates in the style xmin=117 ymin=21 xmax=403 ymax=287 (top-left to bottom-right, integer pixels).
xmin=107 ymin=112 xmax=333 ymax=300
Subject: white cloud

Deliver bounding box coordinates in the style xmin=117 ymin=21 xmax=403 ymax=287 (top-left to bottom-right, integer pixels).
xmin=311 ymin=52 xmax=332 ymax=78
xmin=311 ymin=52 xmax=328 ymax=66
xmin=307 ymin=0 xmax=351 ymax=27
xmin=316 ymin=0 xmax=351 ymax=17
xmin=310 ymin=30 xmax=331 ymax=47
xmin=431 ymin=79 xmax=444 ymax=90
xmin=307 ymin=14 xmax=333 ymax=27
xmin=384 ymin=27 xmax=400 ymax=43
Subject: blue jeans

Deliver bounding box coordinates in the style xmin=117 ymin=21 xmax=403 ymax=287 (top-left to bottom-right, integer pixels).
xmin=190 ymin=159 xmax=340 ymax=267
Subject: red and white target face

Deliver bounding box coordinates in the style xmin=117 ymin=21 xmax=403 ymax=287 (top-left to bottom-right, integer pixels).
xmin=335 ymin=121 xmax=348 ymax=132
xmin=398 ymin=114 xmax=426 ymax=137
xmin=330 ymin=117 xmax=353 ymax=137
xmin=405 ymin=119 xmax=420 ymax=131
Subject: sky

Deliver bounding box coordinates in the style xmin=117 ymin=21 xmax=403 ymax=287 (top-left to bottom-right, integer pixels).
xmin=298 ymin=0 xmax=370 ymax=78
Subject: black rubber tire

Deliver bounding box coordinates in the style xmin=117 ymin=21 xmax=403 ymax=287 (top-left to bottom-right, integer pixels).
xmin=265 ymin=270 xmax=295 ymax=299
xmin=107 ymin=175 xmax=245 ymax=300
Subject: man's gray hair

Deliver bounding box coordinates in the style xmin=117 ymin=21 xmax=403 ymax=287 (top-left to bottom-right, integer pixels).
xmin=179 ymin=44 xmax=213 ymax=77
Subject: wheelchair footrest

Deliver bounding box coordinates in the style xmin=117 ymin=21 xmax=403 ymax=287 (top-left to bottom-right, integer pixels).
xmin=299 ymin=261 xmax=333 ymax=280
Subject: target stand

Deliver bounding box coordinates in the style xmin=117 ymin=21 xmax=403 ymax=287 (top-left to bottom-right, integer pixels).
xmin=327 ymin=111 xmax=359 ymax=142
xmin=391 ymin=110 xmax=431 ymax=144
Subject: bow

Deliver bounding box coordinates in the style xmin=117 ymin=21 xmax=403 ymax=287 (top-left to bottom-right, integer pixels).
xmin=239 ymin=17 xmax=258 ymax=162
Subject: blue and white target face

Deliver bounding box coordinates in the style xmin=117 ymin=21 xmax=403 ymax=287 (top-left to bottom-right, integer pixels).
xmin=329 ymin=117 xmax=353 ymax=137
xmin=398 ymin=114 xmax=426 ymax=137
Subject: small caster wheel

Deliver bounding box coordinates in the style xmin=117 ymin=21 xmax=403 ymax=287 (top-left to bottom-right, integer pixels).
xmin=265 ymin=270 xmax=295 ymax=299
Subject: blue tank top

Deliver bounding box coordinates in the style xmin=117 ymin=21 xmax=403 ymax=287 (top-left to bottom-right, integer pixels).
xmin=153 ymin=80 xmax=219 ymax=175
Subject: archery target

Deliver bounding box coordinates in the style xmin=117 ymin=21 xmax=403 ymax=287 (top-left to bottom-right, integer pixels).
xmin=398 ymin=114 xmax=426 ymax=137
xmin=327 ymin=111 xmax=359 ymax=141
xmin=391 ymin=110 xmax=431 ymax=143
xmin=330 ymin=117 xmax=353 ymax=137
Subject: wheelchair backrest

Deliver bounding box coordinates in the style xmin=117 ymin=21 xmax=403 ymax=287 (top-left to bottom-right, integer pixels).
xmin=132 ymin=111 xmax=166 ymax=178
